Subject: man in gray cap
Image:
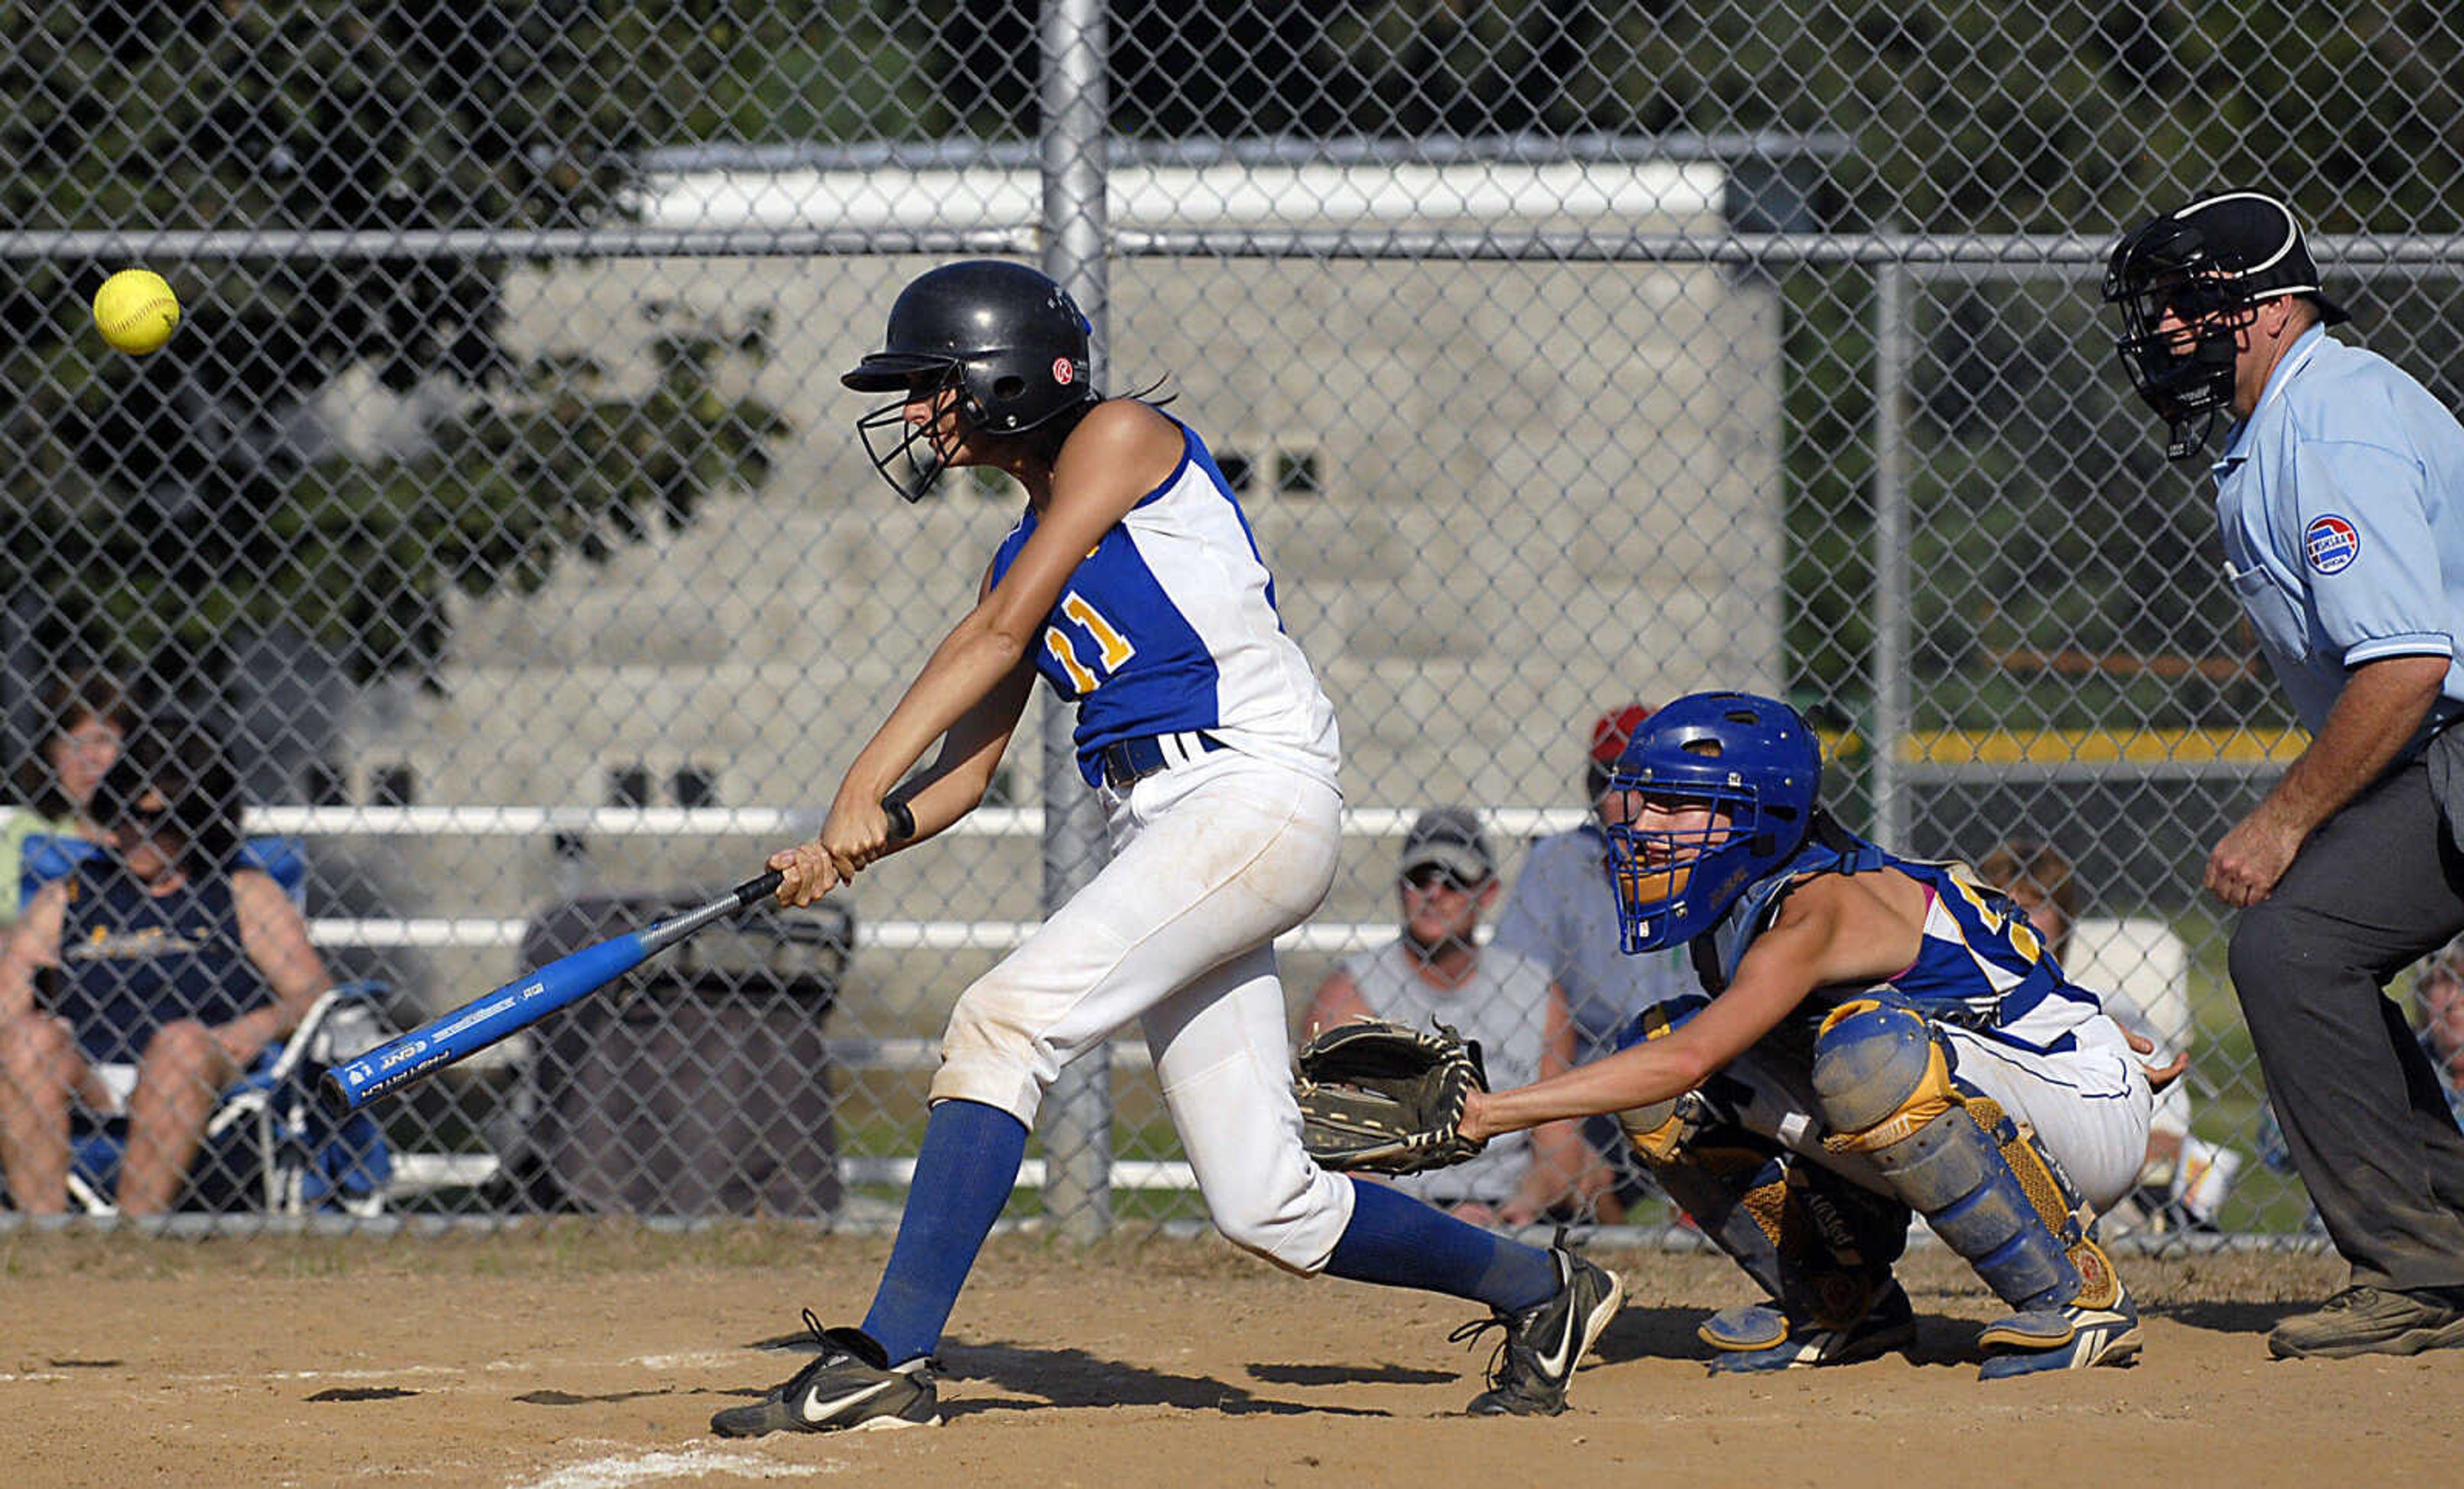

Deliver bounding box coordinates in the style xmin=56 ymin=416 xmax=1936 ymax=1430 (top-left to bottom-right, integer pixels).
xmin=1302 ymin=808 xmax=1608 ymax=1225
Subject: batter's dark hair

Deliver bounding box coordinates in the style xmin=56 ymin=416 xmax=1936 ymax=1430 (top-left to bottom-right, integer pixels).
xmin=87 ymin=715 xmax=243 ymax=876
xmin=16 ymin=669 xmax=142 ymax=821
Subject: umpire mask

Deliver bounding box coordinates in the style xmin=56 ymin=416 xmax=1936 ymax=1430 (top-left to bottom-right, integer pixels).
xmin=2105 ymin=192 xmax=2350 ymax=461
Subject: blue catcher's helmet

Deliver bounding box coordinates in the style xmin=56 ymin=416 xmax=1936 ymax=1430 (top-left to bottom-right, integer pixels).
xmin=1601 ymin=691 xmax=1823 ymax=953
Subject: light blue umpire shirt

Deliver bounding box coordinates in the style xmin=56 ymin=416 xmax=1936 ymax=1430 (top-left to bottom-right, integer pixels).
xmin=2212 ymin=323 xmax=2464 ymax=759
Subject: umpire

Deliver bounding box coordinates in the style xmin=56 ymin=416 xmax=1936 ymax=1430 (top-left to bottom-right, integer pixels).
xmin=2108 ymin=190 xmax=2464 ymax=1358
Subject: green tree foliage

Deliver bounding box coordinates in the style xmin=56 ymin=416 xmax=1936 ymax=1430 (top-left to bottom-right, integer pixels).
xmin=0 ymin=1 xmax=796 ymax=692
xmin=609 ymin=1 xmax=948 ymax=143
xmin=1077 ymin=1 xmax=2464 ymax=722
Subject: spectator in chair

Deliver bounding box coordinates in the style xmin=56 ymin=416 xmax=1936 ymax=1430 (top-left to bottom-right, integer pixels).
xmin=0 ymin=720 xmax=332 ymax=1214
xmin=1492 ymin=704 xmax=1697 ymax=1221
xmin=1304 ymin=807 xmax=1610 ymax=1227
xmin=1978 ymin=838 xmax=2236 ymax=1232
xmin=2 ymin=670 xmax=139 ymax=928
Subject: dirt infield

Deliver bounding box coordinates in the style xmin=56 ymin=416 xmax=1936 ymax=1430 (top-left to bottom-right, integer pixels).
xmin=1 ymin=1227 xmax=2458 ymax=1487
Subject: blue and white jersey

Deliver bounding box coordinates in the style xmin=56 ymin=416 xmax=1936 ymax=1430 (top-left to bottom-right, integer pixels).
xmin=2212 ymin=325 xmax=2464 ymax=755
xmin=1702 ymin=823 xmax=2107 ymax=1056
xmin=989 ymin=414 xmax=1341 ymax=788
xmin=1883 ymin=854 xmax=2108 ymax=1054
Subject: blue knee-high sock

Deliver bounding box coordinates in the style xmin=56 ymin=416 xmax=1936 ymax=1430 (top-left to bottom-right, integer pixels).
xmin=860 ymin=1098 xmax=1029 ymax=1364
xmin=1322 ymin=1177 xmax=1561 ymax=1312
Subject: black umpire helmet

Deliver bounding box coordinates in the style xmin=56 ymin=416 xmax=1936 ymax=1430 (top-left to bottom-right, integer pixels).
xmin=844 ymin=260 xmax=1099 ymax=500
xmin=2104 ymin=191 xmax=2350 ymax=461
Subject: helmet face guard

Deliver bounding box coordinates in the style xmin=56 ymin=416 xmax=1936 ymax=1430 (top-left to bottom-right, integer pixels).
xmin=851 ymin=359 xmax=975 ymax=504
xmin=2103 ymin=219 xmax=2254 ymax=461
xmin=2104 ymin=192 xmax=2350 ymax=461
xmin=1600 ymin=692 xmax=1822 ymax=953
xmin=1602 ymin=781 xmax=1761 ymax=953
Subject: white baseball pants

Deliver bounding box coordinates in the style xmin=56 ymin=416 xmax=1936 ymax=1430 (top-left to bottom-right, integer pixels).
xmin=928 ymin=750 xmax=1355 ymax=1271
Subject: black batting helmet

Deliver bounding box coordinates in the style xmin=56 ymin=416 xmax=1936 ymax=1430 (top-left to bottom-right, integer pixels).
xmin=2104 ymin=191 xmax=2350 ymax=461
xmin=844 ymin=260 xmax=1099 ymax=500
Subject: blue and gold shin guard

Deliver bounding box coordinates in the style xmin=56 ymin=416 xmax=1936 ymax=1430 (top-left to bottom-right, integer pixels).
xmin=1811 ymin=998 xmax=2119 ymax=1315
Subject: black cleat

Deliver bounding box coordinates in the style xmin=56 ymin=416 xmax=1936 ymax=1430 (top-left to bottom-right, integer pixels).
xmin=710 ymin=1313 xmax=941 ymax=1437
xmin=1453 ymin=1245 xmax=1625 ymax=1416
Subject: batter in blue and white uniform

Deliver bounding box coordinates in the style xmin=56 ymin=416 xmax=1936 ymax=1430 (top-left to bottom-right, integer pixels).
xmin=713 ymin=261 xmax=1622 ymax=1436
xmin=2108 ymin=190 xmax=2464 ymax=1359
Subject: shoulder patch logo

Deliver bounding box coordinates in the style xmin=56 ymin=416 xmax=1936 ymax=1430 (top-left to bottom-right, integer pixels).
xmin=2304 ymin=514 xmax=2361 ymax=575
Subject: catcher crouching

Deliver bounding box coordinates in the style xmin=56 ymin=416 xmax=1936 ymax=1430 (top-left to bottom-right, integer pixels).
xmin=1303 ymin=691 xmax=2171 ymax=1379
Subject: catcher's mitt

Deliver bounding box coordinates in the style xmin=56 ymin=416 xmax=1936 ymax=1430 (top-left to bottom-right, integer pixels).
xmin=1293 ymin=1017 xmax=1490 ymax=1175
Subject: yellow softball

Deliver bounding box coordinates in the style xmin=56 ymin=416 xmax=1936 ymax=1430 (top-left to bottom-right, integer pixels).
xmin=92 ymin=269 xmax=182 ymax=355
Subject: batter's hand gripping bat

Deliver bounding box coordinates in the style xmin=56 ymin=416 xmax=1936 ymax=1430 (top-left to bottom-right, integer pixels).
xmin=320 ymin=802 xmax=912 ymax=1114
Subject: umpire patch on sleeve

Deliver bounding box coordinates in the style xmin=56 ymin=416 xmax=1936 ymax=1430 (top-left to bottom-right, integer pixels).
xmin=2304 ymin=514 xmax=2361 ymax=574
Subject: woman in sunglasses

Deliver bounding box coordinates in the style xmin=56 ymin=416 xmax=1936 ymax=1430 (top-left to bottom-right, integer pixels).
xmin=0 ymin=722 xmax=330 ymax=1214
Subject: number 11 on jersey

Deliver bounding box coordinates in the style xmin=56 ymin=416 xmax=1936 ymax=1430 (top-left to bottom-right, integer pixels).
xmin=1044 ymin=591 xmax=1137 ymax=693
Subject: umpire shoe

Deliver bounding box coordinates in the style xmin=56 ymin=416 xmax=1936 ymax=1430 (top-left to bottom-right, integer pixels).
xmin=709 ymin=1313 xmax=941 ymax=1437
xmin=2267 ymin=1284 xmax=2464 ymax=1360
xmin=1455 ymin=1245 xmax=1625 ymax=1416
xmin=1700 ymin=1279 xmax=1917 ymax=1373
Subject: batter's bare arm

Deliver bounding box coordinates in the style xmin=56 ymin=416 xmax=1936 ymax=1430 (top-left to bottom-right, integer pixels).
xmin=887 ymin=655 xmax=1040 ymax=840
xmin=814 ymin=404 xmax=1179 ymax=879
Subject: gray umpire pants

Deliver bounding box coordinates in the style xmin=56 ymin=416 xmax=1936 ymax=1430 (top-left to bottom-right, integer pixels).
xmin=2229 ymin=739 xmax=2464 ymax=1291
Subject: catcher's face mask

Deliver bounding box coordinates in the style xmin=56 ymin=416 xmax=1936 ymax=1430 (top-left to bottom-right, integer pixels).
xmin=1603 ymin=793 xmax=1743 ymax=950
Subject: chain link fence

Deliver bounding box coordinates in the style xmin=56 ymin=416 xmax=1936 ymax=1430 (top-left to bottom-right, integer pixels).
xmin=6 ymin=1 xmax=2463 ymax=1238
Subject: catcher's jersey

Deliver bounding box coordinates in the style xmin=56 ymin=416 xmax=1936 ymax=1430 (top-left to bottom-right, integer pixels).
xmin=1704 ymin=824 xmax=2107 ymax=1056
xmin=989 ymin=413 xmax=1340 ymax=788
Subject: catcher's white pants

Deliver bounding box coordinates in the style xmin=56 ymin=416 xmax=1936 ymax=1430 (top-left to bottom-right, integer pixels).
xmin=930 ymin=750 xmax=1356 ymax=1272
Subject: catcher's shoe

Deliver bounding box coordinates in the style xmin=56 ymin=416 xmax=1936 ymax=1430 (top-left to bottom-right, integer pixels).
xmin=709 ymin=1313 xmax=941 ymax=1437
xmin=1974 ymin=1282 xmax=2143 ymax=1380
xmin=1456 ymin=1247 xmax=1625 ymax=1416
xmin=1700 ymin=1279 xmax=1916 ymax=1373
